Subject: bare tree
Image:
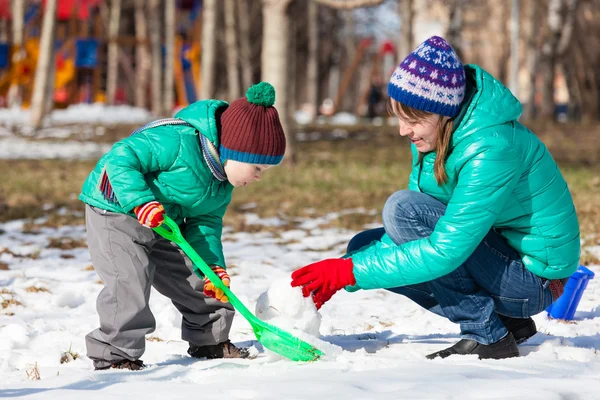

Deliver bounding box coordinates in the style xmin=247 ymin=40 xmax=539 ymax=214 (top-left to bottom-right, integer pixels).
xmin=237 ymin=0 xmax=253 ymax=90
xmin=446 ymin=0 xmax=465 ymax=59
xmin=106 ymin=0 xmax=122 ymax=105
xmin=305 ymin=0 xmax=319 ymax=120
xmin=526 ymin=0 xmax=540 ymax=119
xmin=164 ymin=0 xmax=176 ymax=113
xmin=134 ymin=0 xmax=150 ymax=109
xmin=8 ymin=0 xmax=25 ymax=107
xmin=262 ymin=0 xmax=295 ymax=163
xmin=541 ymin=0 xmax=578 ymax=119
xmin=398 ymin=0 xmax=414 ymax=60
xmin=313 ymin=0 xmax=384 ymax=8
xmin=225 ymin=0 xmax=241 ymax=100
xmin=149 ymin=0 xmax=163 ymax=115
xmin=30 ymin=0 xmax=57 ymax=128
xmin=201 ymin=0 xmax=218 ymax=99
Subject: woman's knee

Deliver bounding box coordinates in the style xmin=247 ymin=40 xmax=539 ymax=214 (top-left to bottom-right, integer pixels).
xmin=382 ymin=190 xmax=423 ymax=228
xmin=346 ymin=228 xmax=385 ymax=253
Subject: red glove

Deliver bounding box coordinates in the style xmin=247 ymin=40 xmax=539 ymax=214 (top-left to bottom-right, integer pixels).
xmin=311 ymin=287 xmax=338 ymax=310
xmin=134 ymin=201 xmax=165 ymax=228
xmin=291 ymin=258 xmax=356 ymax=309
xmin=203 ymin=266 xmax=230 ymax=303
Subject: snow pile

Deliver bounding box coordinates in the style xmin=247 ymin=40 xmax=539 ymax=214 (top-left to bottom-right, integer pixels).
xmin=255 ymin=277 xmax=322 ymax=337
xmin=0 ymin=104 xmax=152 ymax=127
xmin=255 ymin=278 xmax=343 ymax=360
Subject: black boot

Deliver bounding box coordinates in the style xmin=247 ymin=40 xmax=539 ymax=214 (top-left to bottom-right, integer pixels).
xmin=188 ymin=340 xmax=250 ymax=359
xmin=498 ymin=315 xmax=537 ymax=344
xmin=426 ymin=332 xmax=519 ymax=360
xmin=95 ymin=359 xmax=145 ymax=371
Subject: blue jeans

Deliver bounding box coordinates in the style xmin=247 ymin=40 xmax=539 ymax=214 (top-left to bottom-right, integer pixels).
xmin=347 ymin=190 xmax=554 ymax=345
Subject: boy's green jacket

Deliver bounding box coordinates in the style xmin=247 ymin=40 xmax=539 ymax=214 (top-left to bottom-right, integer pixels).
xmin=80 ymin=100 xmax=233 ymax=268
xmin=350 ymin=65 xmax=580 ymax=290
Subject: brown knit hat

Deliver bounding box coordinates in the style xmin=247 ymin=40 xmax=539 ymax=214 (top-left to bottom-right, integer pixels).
xmin=220 ymin=82 xmax=286 ymax=165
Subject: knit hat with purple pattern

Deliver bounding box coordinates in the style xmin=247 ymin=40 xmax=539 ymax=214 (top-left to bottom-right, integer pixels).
xmin=387 ymin=36 xmax=466 ymax=118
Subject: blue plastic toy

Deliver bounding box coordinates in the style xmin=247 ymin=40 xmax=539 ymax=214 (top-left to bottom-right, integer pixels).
xmin=546 ymin=265 xmax=595 ymax=320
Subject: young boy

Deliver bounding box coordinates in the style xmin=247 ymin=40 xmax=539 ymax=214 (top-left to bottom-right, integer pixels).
xmin=80 ymin=82 xmax=286 ymax=370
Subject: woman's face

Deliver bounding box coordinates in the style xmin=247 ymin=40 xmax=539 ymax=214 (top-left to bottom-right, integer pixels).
xmin=396 ymin=111 xmax=441 ymax=153
xmin=224 ymin=160 xmax=271 ymax=187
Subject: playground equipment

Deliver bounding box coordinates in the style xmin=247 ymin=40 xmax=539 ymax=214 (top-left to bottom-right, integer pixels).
xmin=0 ymin=0 xmax=204 ymax=110
xmin=546 ymin=265 xmax=595 ymax=321
xmin=331 ymin=39 xmax=397 ymax=116
xmin=0 ymin=0 xmax=103 ymax=107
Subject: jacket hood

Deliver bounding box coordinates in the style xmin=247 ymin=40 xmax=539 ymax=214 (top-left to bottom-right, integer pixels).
xmin=174 ymin=99 xmax=229 ymax=145
xmin=452 ymin=64 xmax=522 ymax=146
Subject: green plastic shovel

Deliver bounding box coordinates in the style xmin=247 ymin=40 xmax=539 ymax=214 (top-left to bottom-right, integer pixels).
xmin=153 ymin=215 xmax=323 ymax=362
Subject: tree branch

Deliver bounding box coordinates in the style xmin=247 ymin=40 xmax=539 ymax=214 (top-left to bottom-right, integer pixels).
xmin=312 ymin=0 xmax=384 ymax=9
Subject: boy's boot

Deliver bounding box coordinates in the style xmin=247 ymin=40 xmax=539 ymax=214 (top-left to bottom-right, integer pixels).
xmin=95 ymin=359 xmax=145 ymax=371
xmin=498 ymin=315 xmax=537 ymax=344
xmin=426 ymin=332 xmax=519 ymax=360
xmin=188 ymin=340 xmax=250 ymax=359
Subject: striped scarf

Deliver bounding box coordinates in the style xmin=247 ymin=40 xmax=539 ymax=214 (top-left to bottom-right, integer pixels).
xmin=100 ymin=118 xmax=227 ymax=204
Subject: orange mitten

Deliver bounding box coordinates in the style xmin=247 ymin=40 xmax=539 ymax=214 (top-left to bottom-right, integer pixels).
xmin=203 ymin=267 xmax=231 ymax=303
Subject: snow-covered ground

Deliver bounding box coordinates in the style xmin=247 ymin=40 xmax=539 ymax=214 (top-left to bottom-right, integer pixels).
xmin=1 ymin=210 xmax=600 ymax=399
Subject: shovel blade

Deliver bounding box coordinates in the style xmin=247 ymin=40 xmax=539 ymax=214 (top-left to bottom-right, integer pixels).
xmin=252 ymin=320 xmax=323 ymax=362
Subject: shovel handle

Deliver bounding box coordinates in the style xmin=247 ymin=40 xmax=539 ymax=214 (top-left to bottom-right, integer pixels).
xmin=153 ymin=215 xmax=253 ymax=315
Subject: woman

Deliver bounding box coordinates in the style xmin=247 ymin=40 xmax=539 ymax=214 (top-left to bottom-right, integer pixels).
xmin=291 ymin=36 xmax=580 ymax=360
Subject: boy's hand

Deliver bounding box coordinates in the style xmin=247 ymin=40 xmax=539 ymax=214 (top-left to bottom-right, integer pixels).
xmin=291 ymin=258 xmax=356 ymax=309
xmin=134 ymin=201 xmax=165 ymax=228
xmin=204 ymin=266 xmax=230 ymax=303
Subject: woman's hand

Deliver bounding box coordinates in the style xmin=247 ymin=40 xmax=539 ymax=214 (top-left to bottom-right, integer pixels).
xmin=291 ymin=258 xmax=356 ymax=309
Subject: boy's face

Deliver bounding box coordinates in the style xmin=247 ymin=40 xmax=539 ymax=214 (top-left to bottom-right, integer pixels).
xmin=224 ymin=160 xmax=272 ymax=187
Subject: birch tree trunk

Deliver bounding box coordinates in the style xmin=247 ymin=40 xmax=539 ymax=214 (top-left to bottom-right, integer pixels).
xmin=164 ymin=0 xmax=176 ymax=113
xmin=237 ymin=0 xmax=253 ymax=90
xmin=149 ymin=0 xmax=163 ymax=115
xmin=30 ymin=0 xmax=57 ymax=128
xmin=134 ymin=0 xmax=150 ymax=109
xmin=224 ymin=0 xmax=241 ymax=100
xmin=8 ymin=0 xmax=25 ymax=107
xmin=398 ymin=0 xmax=414 ymax=60
xmin=306 ymin=0 xmax=319 ymax=120
xmin=200 ymin=0 xmax=217 ymax=99
xmin=106 ymin=0 xmax=122 ymax=105
xmin=262 ymin=0 xmax=294 ymax=164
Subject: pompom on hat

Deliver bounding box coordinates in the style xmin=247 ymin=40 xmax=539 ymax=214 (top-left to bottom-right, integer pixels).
xmin=220 ymin=82 xmax=286 ymax=165
xmin=387 ymin=36 xmax=466 ymax=118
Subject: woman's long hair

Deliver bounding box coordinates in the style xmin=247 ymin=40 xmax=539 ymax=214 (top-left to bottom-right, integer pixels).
xmin=387 ymin=98 xmax=454 ymax=185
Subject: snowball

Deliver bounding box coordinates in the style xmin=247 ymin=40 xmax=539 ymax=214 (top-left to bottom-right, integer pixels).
xmin=255 ymin=278 xmax=321 ymax=337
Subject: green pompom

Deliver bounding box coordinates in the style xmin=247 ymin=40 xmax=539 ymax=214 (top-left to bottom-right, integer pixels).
xmin=245 ymin=82 xmax=276 ymax=107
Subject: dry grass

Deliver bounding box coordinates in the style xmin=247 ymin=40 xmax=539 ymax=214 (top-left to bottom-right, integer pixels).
xmin=0 ymin=261 xmax=8 ymax=270
xmin=25 ymin=362 xmax=40 ymax=380
xmin=146 ymin=336 xmax=164 ymax=342
xmin=47 ymin=237 xmax=87 ymax=250
xmin=60 ymin=346 xmax=80 ymax=364
xmin=1 ymin=289 xmax=22 ymax=309
xmin=0 ymin=247 xmax=40 ymax=259
xmin=0 ymin=124 xmax=599 ymax=237
xmin=25 ymin=286 xmax=51 ymax=293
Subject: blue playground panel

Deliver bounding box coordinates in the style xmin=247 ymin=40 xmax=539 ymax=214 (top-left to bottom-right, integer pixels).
xmin=76 ymin=39 xmax=99 ymax=68
xmin=0 ymin=43 xmax=9 ymax=68
xmin=546 ymin=265 xmax=595 ymax=320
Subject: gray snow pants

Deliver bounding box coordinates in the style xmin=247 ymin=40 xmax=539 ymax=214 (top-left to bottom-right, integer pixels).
xmin=84 ymin=205 xmax=234 ymax=369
